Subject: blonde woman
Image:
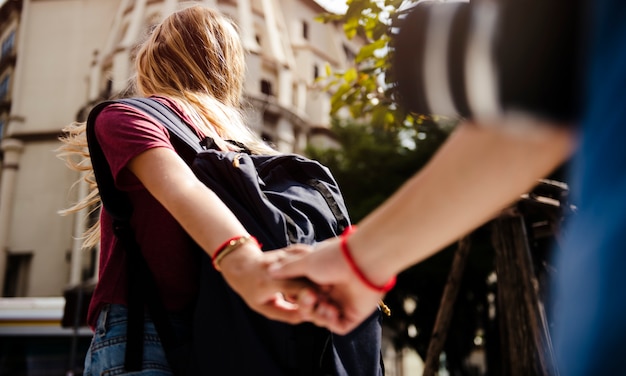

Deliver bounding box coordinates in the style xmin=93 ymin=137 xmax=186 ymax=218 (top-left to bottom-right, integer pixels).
xmin=60 ymin=5 xmax=318 ymax=375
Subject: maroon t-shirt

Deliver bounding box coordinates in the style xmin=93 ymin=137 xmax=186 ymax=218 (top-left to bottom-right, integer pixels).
xmin=86 ymin=96 xmax=203 ymax=329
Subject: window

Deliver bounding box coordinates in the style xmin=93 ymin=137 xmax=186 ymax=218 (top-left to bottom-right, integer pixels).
xmin=1 ymin=31 xmax=15 ymax=59
xmin=343 ymin=44 xmax=356 ymax=62
xmin=261 ymin=132 xmax=273 ymax=144
xmin=0 ymin=336 xmax=92 ymax=376
xmin=260 ymin=79 xmax=273 ymax=96
xmin=302 ymin=21 xmax=309 ymax=40
xmin=313 ymin=64 xmax=319 ymax=80
xmin=104 ymin=78 xmax=113 ymax=98
xmin=0 ymin=75 xmax=9 ymax=100
xmin=83 ymin=207 xmax=101 ymax=280
xmin=0 ymin=118 xmax=5 ymax=141
xmin=3 ymin=253 xmax=33 ymax=297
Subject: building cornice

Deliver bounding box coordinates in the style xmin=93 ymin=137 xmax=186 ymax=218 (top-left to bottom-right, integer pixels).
xmin=8 ymin=130 xmax=64 ymax=143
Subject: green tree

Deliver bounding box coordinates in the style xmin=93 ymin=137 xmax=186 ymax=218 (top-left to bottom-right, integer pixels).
xmin=316 ymin=0 xmax=415 ymax=131
xmin=307 ymin=117 xmax=449 ymax=223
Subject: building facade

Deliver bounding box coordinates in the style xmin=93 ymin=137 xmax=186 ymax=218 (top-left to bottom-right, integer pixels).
xmin=0 ymin=0 xmax=359 ymax=298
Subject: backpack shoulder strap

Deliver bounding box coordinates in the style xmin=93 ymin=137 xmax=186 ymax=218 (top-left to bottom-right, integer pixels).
xmin=119 ymin=97 xmax=204 ymax=154
xmin=86 ymin=100 xmax=132 ymax=222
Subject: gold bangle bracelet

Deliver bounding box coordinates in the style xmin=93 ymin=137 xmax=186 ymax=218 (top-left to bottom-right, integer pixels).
xmin=213 ymin=235 xmax=254 ymax=271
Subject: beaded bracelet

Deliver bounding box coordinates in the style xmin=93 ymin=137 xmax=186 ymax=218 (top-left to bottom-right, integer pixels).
xmin=340 ymin=226 xmax=397 ymax=293
xmin=212 ymin=234 xmax=259 ymax=271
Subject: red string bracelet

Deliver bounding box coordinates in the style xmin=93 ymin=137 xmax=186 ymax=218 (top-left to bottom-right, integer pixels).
xmin=339 ymin=226 xmax=396 ymax=293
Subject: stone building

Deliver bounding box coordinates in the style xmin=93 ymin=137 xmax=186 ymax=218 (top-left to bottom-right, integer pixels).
xmin=0 ymin=0 xmax=360 ymax=298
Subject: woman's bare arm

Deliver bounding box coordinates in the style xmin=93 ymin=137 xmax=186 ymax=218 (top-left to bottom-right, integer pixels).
xmin=128 ymin=147 xmax=308 ymax=323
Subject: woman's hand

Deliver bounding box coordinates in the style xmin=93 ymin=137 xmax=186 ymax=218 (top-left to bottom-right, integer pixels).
xmin=269 ymin=239 xmax=384 ymax=335
xmin=218 ymin=242 xmax=317 ymax=324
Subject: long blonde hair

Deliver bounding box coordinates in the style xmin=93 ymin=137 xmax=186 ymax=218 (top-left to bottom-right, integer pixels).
xmin=59 ymin=5 xmax=276 ymax=248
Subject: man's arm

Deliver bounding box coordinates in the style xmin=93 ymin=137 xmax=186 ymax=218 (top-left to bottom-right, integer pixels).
xmin=271 ymin=120 xmax=576 ymax=333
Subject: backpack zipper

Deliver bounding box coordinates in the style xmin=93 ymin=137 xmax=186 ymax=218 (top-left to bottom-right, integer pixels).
xmin=232 ymin=153 xmax=243 ymax=168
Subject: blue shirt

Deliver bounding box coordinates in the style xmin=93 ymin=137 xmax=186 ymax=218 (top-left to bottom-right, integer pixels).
xmin=553 ymin=1 xmax=626 ymax=373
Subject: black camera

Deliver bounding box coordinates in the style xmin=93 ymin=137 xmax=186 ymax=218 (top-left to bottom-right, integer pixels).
xmin=391 ymin=0 xmax=584 ymax=123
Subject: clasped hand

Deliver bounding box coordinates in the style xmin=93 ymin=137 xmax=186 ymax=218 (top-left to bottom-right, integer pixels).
xmin=218 ymin=238 xmax=385 ymax=335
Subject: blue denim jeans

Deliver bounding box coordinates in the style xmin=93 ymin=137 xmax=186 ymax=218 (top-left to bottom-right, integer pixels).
xmin=83 ymin=304 xmax=187 ymax=375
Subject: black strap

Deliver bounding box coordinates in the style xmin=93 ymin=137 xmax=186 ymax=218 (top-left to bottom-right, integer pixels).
xmin=113 ymin=220 xmax=182 ymax=372
xmin=117 ymin=222 xmax=145 ymax=372
xmin=307 ymin=178 xmax=349 ymax=233
xmin=86 ymin=101 xmax=133 ymax=223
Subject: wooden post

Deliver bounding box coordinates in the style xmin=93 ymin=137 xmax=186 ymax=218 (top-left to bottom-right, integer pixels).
xmin=422 ymin=237 xmax=472 ymax=376
xmin=492 ymin=210 xmax=558 ymax=376
xmin=421 ymin=180 xmax=566 ymax=375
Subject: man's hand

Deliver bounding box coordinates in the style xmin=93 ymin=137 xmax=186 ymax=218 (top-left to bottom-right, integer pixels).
xmin=218 ymin=242 xmax=315 ymax=324
xmin=268 ymin=238 xmax=384 ymax=335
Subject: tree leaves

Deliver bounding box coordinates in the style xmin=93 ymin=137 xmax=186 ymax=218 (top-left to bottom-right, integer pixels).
xmin=316 ymin=0 xmax=418 ymax=131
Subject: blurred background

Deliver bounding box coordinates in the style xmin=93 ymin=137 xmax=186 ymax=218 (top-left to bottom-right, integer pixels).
xmin=0 ymin=0 xmax=568 ymax=375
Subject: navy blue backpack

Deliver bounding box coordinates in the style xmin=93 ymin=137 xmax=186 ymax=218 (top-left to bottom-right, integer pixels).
xmin=86 ymin=97 xmax=384 ymax=375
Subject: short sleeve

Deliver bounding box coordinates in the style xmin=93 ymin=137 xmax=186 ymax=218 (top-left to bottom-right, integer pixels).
xmin=94 ymin=103 xmax=175 ymax=190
